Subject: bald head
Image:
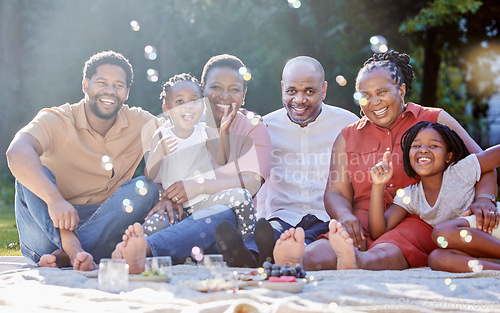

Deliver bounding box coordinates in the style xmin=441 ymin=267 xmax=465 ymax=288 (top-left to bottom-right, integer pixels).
xmin=282 ymin=56 xmax=325 ymax=82
xmin=281 ymin=56 xmax=327 ymax=127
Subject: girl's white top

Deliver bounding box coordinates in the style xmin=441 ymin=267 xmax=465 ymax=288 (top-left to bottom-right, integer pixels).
xmin=393 ymin=154 xmax=481 ymax=227
xmin=158 ymin=122 xmax=216 ymax=207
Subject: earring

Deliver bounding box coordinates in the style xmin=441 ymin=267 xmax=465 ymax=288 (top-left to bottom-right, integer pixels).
xmin=241 ymin=100 xmax=245 ymax=106
xmin=359 ymin=109 xmax=365 ymax=117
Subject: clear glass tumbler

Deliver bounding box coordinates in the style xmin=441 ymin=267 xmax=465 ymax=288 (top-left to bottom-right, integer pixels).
xmin=98 ymin=258 xmax=129 ymax=293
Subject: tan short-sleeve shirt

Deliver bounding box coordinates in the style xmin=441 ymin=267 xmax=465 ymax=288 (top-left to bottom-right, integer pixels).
xmin=19 ymin=100 xmax=159 ymax=205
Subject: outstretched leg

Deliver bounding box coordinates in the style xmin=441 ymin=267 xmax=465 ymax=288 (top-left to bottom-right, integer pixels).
xmin=273 ymin=227 xmax=305 ymax=266
xmin=429 ymin=248 xmax=500 ymax=272
xmin=305 ymin=219 xmax=408 ymax=271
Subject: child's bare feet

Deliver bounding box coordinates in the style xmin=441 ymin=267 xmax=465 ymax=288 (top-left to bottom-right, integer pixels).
xmin=73 ymin=252 xmax=98 ymax=271
xmin=328 ymin=219 xmax=358 ymax=270
xmin=273 ymin=227 xmax=305 ymax=266
xmin=39 ymin=249 xmax=70 ymax=268
xmin=39 ymin=254 xmax=58 ymax=268
xmin=121 ymin=223 xmax=148 ymax=274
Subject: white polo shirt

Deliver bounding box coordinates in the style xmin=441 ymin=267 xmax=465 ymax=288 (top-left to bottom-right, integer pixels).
xmin=255 ymin=103 xmax=359 ymax=225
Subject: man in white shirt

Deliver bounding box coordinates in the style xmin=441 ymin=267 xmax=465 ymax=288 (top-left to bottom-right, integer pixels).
xmin=216 ymin=56 xmax=359 ymax=267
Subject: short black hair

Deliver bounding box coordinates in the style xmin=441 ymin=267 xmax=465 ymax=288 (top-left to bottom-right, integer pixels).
xmin=159 ymin=73 xmax=202 ymax=104
xmin=356 ymin=50 xmax=414 ymax=93
xmin=201 ymin=54 xmax=247 ymax=89
xmin=401 ymin=121 xmax=469 ymax=178
xmin=83 ymin=51 xmax=133 ymax=88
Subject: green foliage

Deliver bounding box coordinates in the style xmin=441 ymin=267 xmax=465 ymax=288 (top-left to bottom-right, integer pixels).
xmin=0 ymin=0 xmax=499 ymax=162
xmin=0 ymin=204 xmax=20 ymax=256
xmin=399 ymin=0 xmax=482 ymax=33
xmin=0 ymin=169 xmax=15 ymax=206
xmin=436 ymin=61 xmax=470 ymax=125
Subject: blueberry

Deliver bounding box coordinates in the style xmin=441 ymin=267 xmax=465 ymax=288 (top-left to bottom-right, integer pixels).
xmin=271 ymin=264 xmax=281 ymax=270
xmin=289 ymin=268 xmax=297 ymax=277
xmin=280 ymin=267 xmax=290 ymax=276
xmin=298 ymin=269 xmax=306 ymax=278
xmin=271 ymin=269 xmax=281 ymax=277
xmin=264 ymin=269 xmax=272 ymax=277
xmin=294 ymin=264 xmax=302 ymax=272
xmin=262 ymin=261 xmax=272 ymax=270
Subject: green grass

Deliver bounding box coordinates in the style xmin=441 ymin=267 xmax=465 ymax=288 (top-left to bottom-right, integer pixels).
xmin=0 ymin=204 xmax=21 ymax=256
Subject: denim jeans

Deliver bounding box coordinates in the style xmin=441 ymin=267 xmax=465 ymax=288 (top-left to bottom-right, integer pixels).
xmin=15 ymin=166 xmax=159 ymax=263
xmin=146 ymin=204 xmax=237 ymax=264
xmin=244 ymin=214 xmax=329 ymax=254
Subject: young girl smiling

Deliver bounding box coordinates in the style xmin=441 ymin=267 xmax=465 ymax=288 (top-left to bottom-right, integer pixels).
xmin=369 ymin=121 xmax=500 ymax=271
xmin=143 ymin=73 xmax=255 ymax=240
xmin=369 ymin=121 xmax=499 ymax=236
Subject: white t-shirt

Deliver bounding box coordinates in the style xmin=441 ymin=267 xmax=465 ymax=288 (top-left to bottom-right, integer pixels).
xmin=393 ymin=154 xmax=481 ymax=227
xmin=157 ymin=123 xmax=216 ymax=207
xmin=255 ymin=103 xmax=359 ymax=225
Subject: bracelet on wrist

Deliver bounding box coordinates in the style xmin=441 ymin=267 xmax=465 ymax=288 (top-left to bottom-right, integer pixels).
xmin=475 ymin=193 xmax=497 ymax=204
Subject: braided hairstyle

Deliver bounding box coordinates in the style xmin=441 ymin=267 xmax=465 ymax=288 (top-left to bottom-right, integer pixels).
xmin=355 ymin=50 xmax=414 ymax=93
xmin=401 ymin=121 xmax=470 ymax=178
xmin=159 ymin=73 xmax=202 ymax=105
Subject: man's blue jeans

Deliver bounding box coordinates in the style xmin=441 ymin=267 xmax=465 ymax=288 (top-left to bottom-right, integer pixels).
xmin=146 ymin=204 xmax=238 ymax=264
xmin=15 ymin=167 xmax=159 ymax=263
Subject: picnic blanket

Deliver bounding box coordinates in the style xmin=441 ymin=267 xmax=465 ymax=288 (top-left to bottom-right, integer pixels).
xmin=1 ymin=256 xmax=499 ymax=313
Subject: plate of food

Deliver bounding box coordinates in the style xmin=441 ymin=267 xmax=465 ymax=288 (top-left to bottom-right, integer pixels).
xmin=259 ymin=277 xmax=306 ymax=293
xmin=178 ymin=278 xmax=247 ymax=292
xmin=129 ymin=274 xmax=170 ymax=282
xmin=129 ymin=268 xmax=171 ymax=282
xmin=257 ymin=262 xmax=308 ymax=293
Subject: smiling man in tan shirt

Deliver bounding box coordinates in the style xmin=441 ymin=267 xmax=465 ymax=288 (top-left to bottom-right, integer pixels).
xmin=6 ymin=51 xmax=161 ymax=270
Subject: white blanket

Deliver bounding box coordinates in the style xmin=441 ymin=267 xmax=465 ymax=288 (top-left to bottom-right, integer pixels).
xmin=1 ymin=256 xmax=499 ymax=313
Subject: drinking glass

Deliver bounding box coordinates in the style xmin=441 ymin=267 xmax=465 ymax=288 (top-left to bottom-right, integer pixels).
xmin=203 ymin=254 xmax=225 ymax=278
xmin=146 ymin=256 xmax=172 ymax=277
xmin=98 ymin=258 xmax=129 ymax=293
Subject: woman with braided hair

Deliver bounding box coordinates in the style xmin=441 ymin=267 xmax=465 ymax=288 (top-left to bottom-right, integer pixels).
xmin=273 ymin=50 xmax=498 ymax=271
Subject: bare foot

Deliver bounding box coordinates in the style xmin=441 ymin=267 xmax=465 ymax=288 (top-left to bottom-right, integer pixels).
xmin=273 ymin=227 xmax=305 ymax=266
xmin=328 ymin=219 xmax=358 ymax=270
xmin=121 ymin=223 xmax=148 ymax=274
xmin=39 ymin=249 xmax=70 ymax=268
xmin=73 ymin=252 xmax=98 ymax=271
xmin=111 ymin=242 xmax=124 ymax=259
xmin=39 ymin=254 xmax=58 ymax=268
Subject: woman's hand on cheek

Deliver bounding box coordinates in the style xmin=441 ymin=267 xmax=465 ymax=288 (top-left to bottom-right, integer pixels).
xmin=220 ymin=102 xmax=238 ymax=133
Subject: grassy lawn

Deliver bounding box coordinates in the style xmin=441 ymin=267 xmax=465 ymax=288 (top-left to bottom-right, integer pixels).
xmin=0 ymin=204 xmax=21 ymax=256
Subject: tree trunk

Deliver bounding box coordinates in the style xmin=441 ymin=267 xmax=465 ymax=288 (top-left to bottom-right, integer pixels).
xmin=420 ymin=28 xmax=441 ymax=107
